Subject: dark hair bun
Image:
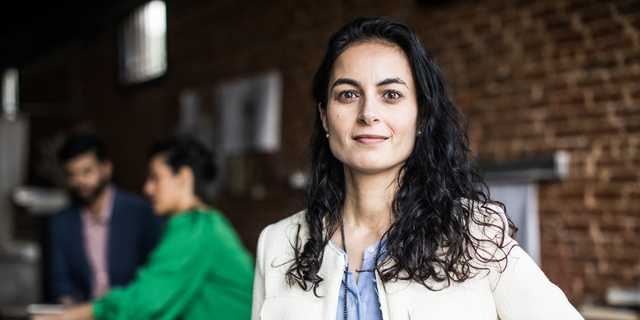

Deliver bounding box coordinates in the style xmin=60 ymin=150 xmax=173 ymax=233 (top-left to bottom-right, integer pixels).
xmin=148 ymin=137 xmax=217 ymax=198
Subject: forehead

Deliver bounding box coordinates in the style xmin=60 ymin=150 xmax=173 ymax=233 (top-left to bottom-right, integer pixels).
xmin=149 ymin=155 xmax=172 ymax=172
xmin=330 ymin=42 xmax=412 ymax=84
xmin=64 ymin=151 xmax=100 ymax=168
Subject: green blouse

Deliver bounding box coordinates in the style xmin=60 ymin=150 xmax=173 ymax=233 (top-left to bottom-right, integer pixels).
xmin=93 ymin=208 xmax=254 ymax=320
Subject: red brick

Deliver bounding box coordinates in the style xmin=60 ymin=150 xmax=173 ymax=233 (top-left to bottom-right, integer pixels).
xmin=545 ymin=17 xmax=572 ymax=32
xmin=473 ymin=22 xmax=493 ymax=34
xmin=546 ymin=81 xmax=568 ymax=92
xmin=521 ymin=69 xmax=548 ymax=81
xmin=610 ymin=174 xmax=638 ymax=183
xmin=553 ymin=32 xmax=585 ymax=46
xmin=577 ymin=77 xmax=604 ymax=87
xmin=523 ymin=38 xmax=547 ymax=51
xmin=585 ymin=57 xmax=617 ymax=69
xmin=617 ymin=2 xmax=640 ymax=16
xmin=626 ymin=124 xmax=640 ymax=133
xmin=565 ymin=0 xmax=595 ymax=13
xmin=631 ymin=17 xmax=640 ymax=30
xmin=590 ymin=126 xmax=623 ymax=135
xmin=591 ymin=24 xmax=624 ymax=40
xmin=624 ymin=53 xmax=640 ymax=65
xmin=531 ymin=6 xmax=557 ymax=20
xmin=593 ymin=91 xmax=623 ymax=103
xmin=581 ymin=7 xmax=613 ymax=24
xmin=555 ymin=94 xmax=585 ymax=106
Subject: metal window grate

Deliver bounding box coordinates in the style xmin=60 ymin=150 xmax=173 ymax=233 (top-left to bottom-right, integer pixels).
xmin=119 ymin=1 xmax=167 ymax=85
xmin=1 ymin=68 xmax=18 ymax=121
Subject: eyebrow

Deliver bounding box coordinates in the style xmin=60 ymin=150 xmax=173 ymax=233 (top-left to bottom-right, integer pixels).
xmin=331 ymin=77 xmax=408 ymax=89
xmin=377 ymin=77 xmax=408 ymax=87
xmin=332 ymin=78 xmax=360 ymax=88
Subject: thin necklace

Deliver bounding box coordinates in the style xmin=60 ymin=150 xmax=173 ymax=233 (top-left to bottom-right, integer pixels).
xmin=340 ymin=209 xmax=348 ymax=320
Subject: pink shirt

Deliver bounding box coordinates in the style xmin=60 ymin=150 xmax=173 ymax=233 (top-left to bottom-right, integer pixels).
xmin=80 ymin=185 xmax=115 ymax=299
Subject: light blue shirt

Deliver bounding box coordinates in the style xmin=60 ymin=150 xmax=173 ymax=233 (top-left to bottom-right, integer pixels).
xmin=330 ymin=239 xmax=387 ymax=320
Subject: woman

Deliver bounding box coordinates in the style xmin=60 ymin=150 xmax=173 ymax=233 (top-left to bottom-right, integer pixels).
xmin=37 ymin=138 xmax=254 ymax=320
xmin=252 ymin=17 xmax=583 ymax=320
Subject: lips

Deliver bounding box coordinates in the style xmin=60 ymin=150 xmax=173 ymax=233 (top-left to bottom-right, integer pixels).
xmin=353 ymin=134 xmax=388 ymax=145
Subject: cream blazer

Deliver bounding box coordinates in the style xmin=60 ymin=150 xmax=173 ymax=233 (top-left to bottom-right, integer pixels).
xmin=251 ymin=209 xmax=584 ymax=320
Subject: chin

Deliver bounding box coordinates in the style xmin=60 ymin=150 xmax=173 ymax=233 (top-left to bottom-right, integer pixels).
xmin=153 ymin=206 xmax=170 ymax=216
xmin=347 ymin=159 xmax=406 ymax=175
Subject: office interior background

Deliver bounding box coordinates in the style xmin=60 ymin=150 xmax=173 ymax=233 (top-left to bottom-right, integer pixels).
xmin=0 ymin=0 xmax=639 ymax=316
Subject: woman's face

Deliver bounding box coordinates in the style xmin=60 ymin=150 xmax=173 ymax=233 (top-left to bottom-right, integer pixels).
xmin=143 ymin=155 xmax=185 ymax=216
xmin=320 ymin=42 xmax=419 ymax=175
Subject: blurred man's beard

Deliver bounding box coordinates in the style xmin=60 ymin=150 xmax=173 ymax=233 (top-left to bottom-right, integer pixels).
xmin=70 ymin=178 xmax=109 ymax=206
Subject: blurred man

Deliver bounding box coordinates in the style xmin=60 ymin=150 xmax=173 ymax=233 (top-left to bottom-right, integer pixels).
xmin=48 ymin=133 xmax=163 ymax=304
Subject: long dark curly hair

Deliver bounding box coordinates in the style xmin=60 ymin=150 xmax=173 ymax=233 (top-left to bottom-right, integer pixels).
xmin=286 ymin=17 xmax=516 ymax=294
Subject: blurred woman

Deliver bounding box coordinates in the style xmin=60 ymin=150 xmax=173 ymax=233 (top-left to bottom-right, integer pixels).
xmin=37 ymin=138 xmax=254 ymax=320
xmin=251 ymin=17 xmax=583 ymax=320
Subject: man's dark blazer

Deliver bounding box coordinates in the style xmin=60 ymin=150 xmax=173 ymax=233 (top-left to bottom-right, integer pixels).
xmin=48 ymin=187 xmax=164 ymax=302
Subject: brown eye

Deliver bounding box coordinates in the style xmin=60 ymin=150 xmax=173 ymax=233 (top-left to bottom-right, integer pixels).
xmin=337 ymin=90 xmax=358 ymax=102
xmin=384 ymin=91 xmax=402 ymax=101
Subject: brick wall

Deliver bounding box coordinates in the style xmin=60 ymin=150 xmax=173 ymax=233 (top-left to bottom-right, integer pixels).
xmin=18 ymin=0 xmax=640 ymax=305
xmin=405 ymin=0 xmax=640 ymax=304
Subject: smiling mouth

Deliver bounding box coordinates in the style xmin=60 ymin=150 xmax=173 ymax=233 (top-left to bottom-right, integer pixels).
xmin=354 ymin=134 xmax=388 ymax=145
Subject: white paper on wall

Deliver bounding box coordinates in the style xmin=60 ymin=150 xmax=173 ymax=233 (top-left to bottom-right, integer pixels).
xmin=216 ymin=70 xmax=282 ymax=153
xmin=487 ymin=182 xmax=541 ymax=266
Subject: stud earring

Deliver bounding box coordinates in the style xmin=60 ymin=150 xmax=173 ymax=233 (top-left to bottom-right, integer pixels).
xmin=326 ymin=133 xmax=329 ymax=138
xmin=417 ymin=131 xmax=421 ymax=136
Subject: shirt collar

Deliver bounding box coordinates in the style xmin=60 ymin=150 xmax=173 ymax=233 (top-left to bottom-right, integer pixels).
xmin=80 ymin=185 xmax=115 ymax=224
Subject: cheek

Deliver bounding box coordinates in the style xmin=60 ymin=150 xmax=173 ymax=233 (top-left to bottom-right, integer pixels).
xmin=328 ymin=114 xmax=351 ymax=139
xmin=87 ymin=172 xmax=101 ymax=183
xmin=396 ymin=108 xmax=419 ymax=135
xmin=156 ymin=180 xmax=178 ymax=206
xmin=156 ymin=181 xmax=170 ymax=199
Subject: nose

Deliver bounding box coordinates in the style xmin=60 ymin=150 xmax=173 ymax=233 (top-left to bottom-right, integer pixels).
xmin=68 ymin=174 xmax=84 ymax=187
xmin=357 ymin=96 xmax=379 ymax=125
xmin=143 ymin=180 xmax=153 ymax=197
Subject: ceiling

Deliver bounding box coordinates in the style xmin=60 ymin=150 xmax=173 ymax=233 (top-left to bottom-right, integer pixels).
xmin=0 ymin=0 xmax=144 ymax=70
xmin=0 ymin=0 xmax=461 ymax=70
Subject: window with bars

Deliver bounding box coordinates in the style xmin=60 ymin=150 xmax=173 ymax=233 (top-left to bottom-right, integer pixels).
xmin=119 ymin=0 xmax=167 ymax=85
xmin=2 ymin=68 xmax=18 ymax=121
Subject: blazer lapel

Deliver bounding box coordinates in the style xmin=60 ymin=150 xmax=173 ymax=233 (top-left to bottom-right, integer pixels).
xmin=376 ymin=270 xmax=390 ymax=320
xmin=107 ymin=188 xmax=120 ymax=285
xmin=69 ymin=206 xmax=92 ymax=296
xmin=317 ymin=242 xmax=349 ymax=319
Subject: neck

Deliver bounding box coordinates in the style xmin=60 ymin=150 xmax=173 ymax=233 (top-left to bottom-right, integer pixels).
xmin=342 ymin=165 xmax=399 ymax=231
xmin=87 ymin=185 xmax=110 ymax=217
xmin=173 ymin=195 xmax=205 ymax=215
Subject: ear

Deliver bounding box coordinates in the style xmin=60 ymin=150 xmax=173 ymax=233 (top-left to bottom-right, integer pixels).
xmin=102 ymin=160 xmax=113 ymax=179
xmin=318 ymin=102 xmax=329 ymax=134
xmin=177 ymin=166 xmax=195 ymax=190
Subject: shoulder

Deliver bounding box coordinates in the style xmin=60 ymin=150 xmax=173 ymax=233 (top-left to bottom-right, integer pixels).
xmin=167 ymin=209 xmax=232 ymax=237
xmin=161 ymin=209 xmax=246 ymax=257
xmin=156 ymin=211 xmax=216 ymax=254
xmin=49 ymin=205 xmax=78 ymax=226
xmin=462 ymin=199 xmax=512 ymax=239
xmin=112 ymin=188 xmax=158 ymax=222
xmin=114 ymin=188 xmax=152 ymax=209
xmin=256 ymin=211 xmax=307 ymax=264
xmin=259 ymin=210 xmax=307 ymax=246
xmin=461 ymin=199 xmax=518 ymax=274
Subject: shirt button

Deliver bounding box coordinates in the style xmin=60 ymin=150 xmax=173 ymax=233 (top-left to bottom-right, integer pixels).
xmin=367 ymin=246 xmax=375 ymax=254
xmin=355 ymin=298 xmax=359 ymax=306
